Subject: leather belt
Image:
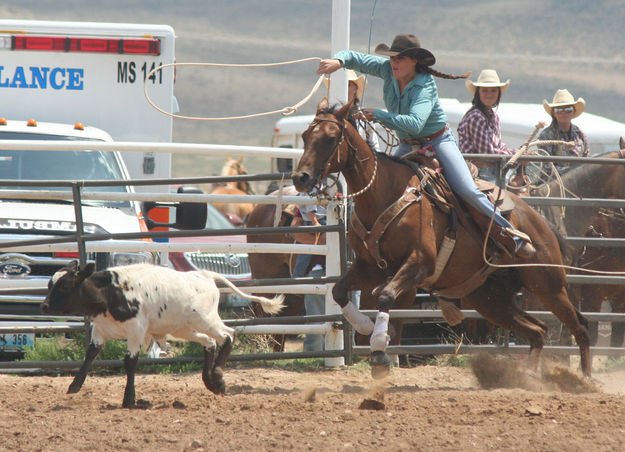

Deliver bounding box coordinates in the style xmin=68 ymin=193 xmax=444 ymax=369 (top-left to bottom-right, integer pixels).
xmin=402 ymin=125 xmax=448 ymax=146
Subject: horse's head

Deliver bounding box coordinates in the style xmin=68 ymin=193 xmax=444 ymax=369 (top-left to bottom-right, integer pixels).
xmin=221 ymin=156 xmax=252 ymax=194
xmin=221 ymin=156 xmax=247 ymax=177
xmin=291 ymin=98 xmax=353 ymax=193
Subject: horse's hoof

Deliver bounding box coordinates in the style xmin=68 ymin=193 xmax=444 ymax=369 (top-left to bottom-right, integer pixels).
xmin=369 ymin=351 xmax=391 ymax=380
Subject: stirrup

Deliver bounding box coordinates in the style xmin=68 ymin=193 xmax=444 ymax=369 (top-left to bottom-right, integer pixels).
xmin=503 ymin=227 xmax=532 ymax=243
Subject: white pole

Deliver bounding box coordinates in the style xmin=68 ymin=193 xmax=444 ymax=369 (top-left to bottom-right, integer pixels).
xmin=324 ymin=0 xmax=351 ymax=367
xmin=328 ymin=0 xmax=350 ymax=106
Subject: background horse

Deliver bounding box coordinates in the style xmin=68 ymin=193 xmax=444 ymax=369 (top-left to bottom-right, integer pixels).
xmin=210 ymin=156 xmax=255 ymax=222
xmin=530 ymin=142 xmax=625 ymax=346
xmin=245 ymin=186 xmax=306 ymax=351
xmin=292 ymin=99 xmax=591 ymax=378
xmin=575 ymin=208 xmax=625 ymax=346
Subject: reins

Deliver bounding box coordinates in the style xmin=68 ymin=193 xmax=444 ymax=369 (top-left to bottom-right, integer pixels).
xmin=144 ymin=58 xmax=326 ymax=120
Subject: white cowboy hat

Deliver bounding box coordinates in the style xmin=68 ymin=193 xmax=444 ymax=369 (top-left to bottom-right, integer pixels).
xmin=465 ymin=69 xmax=510 ymax=96
xmin=543 ymin=89 xmax=586 ymax=118
xmin=323 ymin=69 xmax=365 ymax=101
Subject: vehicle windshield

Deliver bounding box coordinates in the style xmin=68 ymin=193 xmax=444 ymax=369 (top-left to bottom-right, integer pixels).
xmin=205 ymin=204 xmax=235 ymax=229
xmin=0 ymin=133 xmax=130 ymax=208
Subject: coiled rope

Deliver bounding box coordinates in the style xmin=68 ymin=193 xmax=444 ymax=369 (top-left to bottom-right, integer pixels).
xmin=144 ymin=58 xmax=326 ymax=120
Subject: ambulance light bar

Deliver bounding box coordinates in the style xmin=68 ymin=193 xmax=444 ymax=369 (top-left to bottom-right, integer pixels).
xmin=4 ymin=35 xmax=160 ymax=55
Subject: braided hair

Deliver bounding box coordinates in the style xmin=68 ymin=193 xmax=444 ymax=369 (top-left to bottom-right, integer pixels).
xmin=415 ymin=63 xmax=471 ymax=80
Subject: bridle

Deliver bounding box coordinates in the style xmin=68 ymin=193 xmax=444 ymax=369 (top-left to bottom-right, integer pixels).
xmin=306 ymin=115 xmax=378 ymax=202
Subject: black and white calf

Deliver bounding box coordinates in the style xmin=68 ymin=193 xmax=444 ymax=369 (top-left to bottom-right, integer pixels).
xmin=41 ymin=261 xmax=284 ymax=408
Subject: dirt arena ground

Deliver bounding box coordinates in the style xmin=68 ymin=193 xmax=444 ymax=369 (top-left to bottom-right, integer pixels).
xmin=2 ymin=353 xmax=625 ymax=452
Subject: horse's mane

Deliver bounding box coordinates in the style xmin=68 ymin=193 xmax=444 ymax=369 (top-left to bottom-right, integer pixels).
xmin=319 ymin=103 xmax=360 ymax=131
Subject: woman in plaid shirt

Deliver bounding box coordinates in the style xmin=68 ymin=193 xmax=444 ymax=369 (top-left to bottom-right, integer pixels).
xmin=457 ymin=69 xmax=513 ymax=183
xmin=316 ymin=34 xmax=536 ymax=258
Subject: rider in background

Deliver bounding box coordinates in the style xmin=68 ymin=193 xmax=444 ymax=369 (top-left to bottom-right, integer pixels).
xmin=538 ymin=89 xmax=589 ymax=175
xmin=316 ymin=33 xmax=536 ymax=258
xmin=291 ymin=195 xmax=327 ymax=352
xmin=457 ymin=69 xmax=514 ymax=183
xmin=324 ymin=68 xmax=380 ymax=152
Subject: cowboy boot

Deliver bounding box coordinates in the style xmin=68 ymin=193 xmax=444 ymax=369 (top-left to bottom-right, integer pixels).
xmin=515 ymin=241 xmax=536 ymax=259
xmin=504 ymin=227 xmax=536 ymax=258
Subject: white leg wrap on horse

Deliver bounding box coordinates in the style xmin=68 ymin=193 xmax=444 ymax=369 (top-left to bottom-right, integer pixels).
xmin=341 ymin=302 xmax=374 ymax=335
xmin=370 ymin=312 xmax=390 ymax=352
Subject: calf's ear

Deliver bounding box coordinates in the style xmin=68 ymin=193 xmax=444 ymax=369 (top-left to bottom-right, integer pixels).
xmin=78 ymin=262 xmax=96 ymax=282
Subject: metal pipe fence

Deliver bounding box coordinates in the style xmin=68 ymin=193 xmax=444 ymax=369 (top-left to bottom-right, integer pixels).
xmin=1 ymin=145 xmax=625 ymax=371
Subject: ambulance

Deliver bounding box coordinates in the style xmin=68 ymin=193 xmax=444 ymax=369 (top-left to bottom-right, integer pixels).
xmin=0 ymin=19 xmax=184 ymax=356
xmin=0 ymin=19 xmax=176 ymax=184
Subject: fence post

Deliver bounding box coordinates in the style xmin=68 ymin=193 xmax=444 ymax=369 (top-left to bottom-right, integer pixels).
xmin=71 ymin=183 xmax=87 ymax=267
xmin=324 ymin=198 xmax=344 ymax=366
xmin=71 ymin=182 xmax=91 ymax=350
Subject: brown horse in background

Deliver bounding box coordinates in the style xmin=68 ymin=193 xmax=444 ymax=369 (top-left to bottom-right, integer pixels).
xmin=291 ymin=99 xmax=591 ymax=378
xmin=210 ymin=157 xmax=255 ymax=222
xmin=575 ymin=208 xmax=625 ymax=346
xmin=246 ymin=185 xmax=305 ymax=351
xmin=531 ymin=142 xmax=625 ymax=346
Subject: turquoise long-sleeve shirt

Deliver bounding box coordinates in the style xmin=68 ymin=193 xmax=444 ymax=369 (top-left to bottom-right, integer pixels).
xmin=334 ymin=50 xmax=447 ymax=140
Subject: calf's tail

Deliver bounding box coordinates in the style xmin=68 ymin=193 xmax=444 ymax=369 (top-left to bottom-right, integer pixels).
xmin=208 ymin=272 xmax=285 ymax=315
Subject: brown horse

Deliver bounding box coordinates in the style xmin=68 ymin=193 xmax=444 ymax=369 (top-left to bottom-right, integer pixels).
xmin=576 ymin=209 xmax=625 ymax=346
xmin=291 ymin=99 xmax=591 ymax=378
xmin=533 ymin=143 xmax=625 ymax=346
xmin=210 ymin=157 xmax=255 ymax=222
xmin=245 ymin=186 xmax=305 ymax=351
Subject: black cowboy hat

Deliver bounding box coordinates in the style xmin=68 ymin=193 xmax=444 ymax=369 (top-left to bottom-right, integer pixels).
xmin=374 ymin=34 xmax=436 ymax=66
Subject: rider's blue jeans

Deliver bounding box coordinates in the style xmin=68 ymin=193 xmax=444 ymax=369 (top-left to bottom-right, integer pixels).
xmin=394 ymin=129 xmax=523 ymax=247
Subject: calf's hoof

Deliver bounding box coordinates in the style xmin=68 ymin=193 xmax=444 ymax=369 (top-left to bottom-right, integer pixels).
xmin=208 ymin=378 xmax=226 ymax=395
xmin=204 ymin=367 xmax=226 ymax=395
xmin=67 ymin=383 xmax=82 ymax=394
xmin=369 ymin=351 xmax=391 ymax=380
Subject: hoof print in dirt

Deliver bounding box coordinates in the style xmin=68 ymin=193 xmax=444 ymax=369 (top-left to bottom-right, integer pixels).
xmin=172 ymin=400 xmax=187 ymax=409
xmin=359 ymin=398 xmax=386 ymax=410
xmin=303 ymin=386 xmax=316 ymax=403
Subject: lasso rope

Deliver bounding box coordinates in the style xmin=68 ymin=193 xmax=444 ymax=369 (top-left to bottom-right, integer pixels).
xmin=144 ymin=58 xmax=325 ymax=120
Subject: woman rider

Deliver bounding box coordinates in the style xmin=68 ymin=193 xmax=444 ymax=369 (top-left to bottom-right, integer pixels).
xmin=316 ymin=33 xmax=535 ymax=258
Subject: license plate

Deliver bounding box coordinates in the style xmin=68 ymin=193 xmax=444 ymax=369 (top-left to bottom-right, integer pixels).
xmin=0 ymin=333 xmax=35 ymax=351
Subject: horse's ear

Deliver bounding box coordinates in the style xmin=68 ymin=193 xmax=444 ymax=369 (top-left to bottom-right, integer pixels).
xmin=317 ymin=98 xmax=329 ymax=114
xmin=335 ymin=99 xmax=354 ymax=121
xmin=226 ymin=156 xmax=232 ymax=162
xmin=237 ymin=156 xmax=243 ymax=163
xmin=619 ymin=136 xmax=625 ymax=150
